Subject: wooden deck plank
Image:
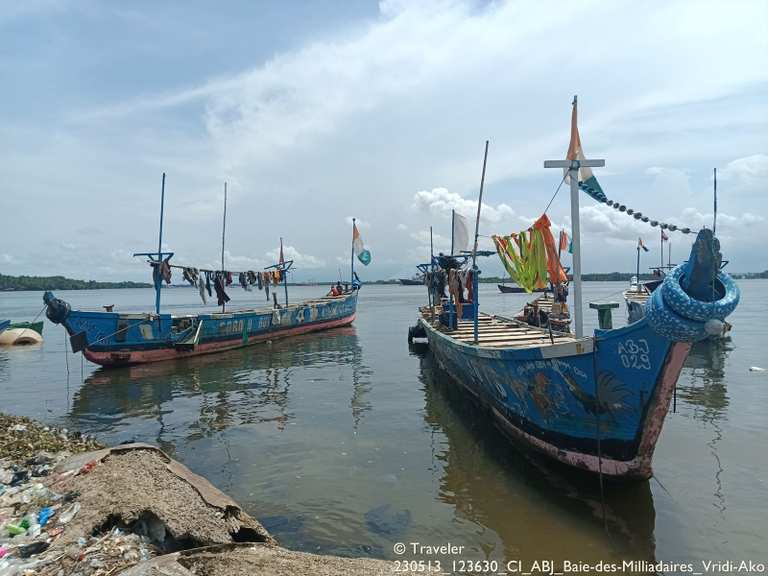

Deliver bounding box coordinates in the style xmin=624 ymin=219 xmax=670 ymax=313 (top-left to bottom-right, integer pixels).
xmin=454 ymin=333 xmax=571 ymax=343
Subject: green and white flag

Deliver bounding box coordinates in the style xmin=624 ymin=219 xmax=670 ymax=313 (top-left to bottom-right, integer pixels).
xmin=353 ymin=222 xmax=371 ymax=265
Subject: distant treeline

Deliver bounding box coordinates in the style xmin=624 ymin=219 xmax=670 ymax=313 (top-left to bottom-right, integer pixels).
xmin=0 ymin=274 xmax=151 ymax=291
xmin=731 ymin=271 xmax=768 ymax=279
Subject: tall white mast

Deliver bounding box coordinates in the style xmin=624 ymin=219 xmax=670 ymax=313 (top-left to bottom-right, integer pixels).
xmin=544 ymin=96 xmax=604 ymax=338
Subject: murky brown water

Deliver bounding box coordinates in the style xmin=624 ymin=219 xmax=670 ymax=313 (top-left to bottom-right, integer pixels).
xmin=1 ymin=282 xmax=765 ymax=569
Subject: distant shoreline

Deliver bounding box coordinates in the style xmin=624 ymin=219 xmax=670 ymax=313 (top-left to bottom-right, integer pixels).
xmin=0 ymin=273 xmax=152 ymax=292
xmin=1 ymin=272 xmax=765 ymax=291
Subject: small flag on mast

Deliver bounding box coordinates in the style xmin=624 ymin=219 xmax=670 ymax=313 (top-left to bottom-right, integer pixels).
xmin=353 ymin=222 xmax=371 ymax=266
xmin=558 ymin=230 xmax=569 ymax=252
xmin=452 ymin=211 xmax=470 ymax=254
xmin=565 ymin=97 xmax=607 ymax=202
xmin=638 ymin=237 xmax=649 ymax=252
xmin=661 ymin=230 xmax=669 ymax=241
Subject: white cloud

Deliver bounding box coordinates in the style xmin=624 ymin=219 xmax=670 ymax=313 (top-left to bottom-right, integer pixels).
xmin=675 ymin=208 xmax=764 ymax=232
xmin=265 ymin=245 xmax=325 ymax=269
xmin=412 ymin=187 xmax=514 ymax=223
xmin=3 ymin=0 xmax=768 ymax=279
xmin=717 ymin=154 xmax=768 ymax=190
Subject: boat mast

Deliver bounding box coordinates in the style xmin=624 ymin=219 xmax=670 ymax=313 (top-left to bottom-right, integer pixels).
xmin=155 ymin=172 xmax=166 ymax=315
xmin=221 ymin=181 xmax=227 ymax=313
xmin=636 ymin=242 xmax=641 ymax=292
xmin=471 ymin=140 xmax=490 ymax=344
xmin=713 ymin=167 xmax=718 ymax=235
xmin=451 ymin=209 xmax=455 ymax=256
xmin=281 ymin=236 xmax=288 ymax=306
xmin=544 ymin=96 xmax=605 ymax=338
xmin=350 ymin=217 xmax=356 ymax=284
xmin=428 ymin=226 xmax=435 ymax=308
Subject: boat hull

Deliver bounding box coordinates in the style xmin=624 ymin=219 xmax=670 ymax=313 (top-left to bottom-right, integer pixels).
xmin=52 ymin=291 xmax=358 ymax=368
xmin=419 ymin=315 xmax=690 ymax=479
xmin=497 ymin=284 xmax=546 ymax=294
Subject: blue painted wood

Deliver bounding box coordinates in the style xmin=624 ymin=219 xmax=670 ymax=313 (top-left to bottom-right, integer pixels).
xmin=0 ymin=320 xmax=10 ymax=334
xmin=422 ymin=316 xmax=672 ymax=464
xmin=50 ymin=291 xmax=357 ymax=356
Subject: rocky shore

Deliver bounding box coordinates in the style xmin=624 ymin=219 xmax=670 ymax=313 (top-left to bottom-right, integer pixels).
xmin=0 ymin=414 xmax=414 ymax=575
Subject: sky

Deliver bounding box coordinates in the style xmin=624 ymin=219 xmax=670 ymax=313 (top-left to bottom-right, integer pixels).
xmin=1 ymin=0 xmax=766 ymax=282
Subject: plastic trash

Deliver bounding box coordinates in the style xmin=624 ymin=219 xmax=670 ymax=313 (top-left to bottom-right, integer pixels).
xmin=59 ymin=502 xmax=80 ymax=524
xmin=5 ymin=523 xmax=24 ymax=536
xmin=9 ymin=471 xmax=28 ymax=487
xmin=0 ymin=547 xmax=6 ymax=559
xmin=18 ymin=541 xmax=49 ymax=558
xmin=37 ymin=506 xmax=52 ymax=526
xmin=749 ymin=366 xmax=765 ymax=372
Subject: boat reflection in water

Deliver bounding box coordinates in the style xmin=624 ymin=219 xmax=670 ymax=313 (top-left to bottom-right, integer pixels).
xmin=679 ymin=337 xmax=731 ymax=420
xmin=410 ymin=341 xmax=657 ymax=566
xmin=676 ymin=337 xmax=732 ymax=514
xmin=70 ymin=326 xmax=370 ymax=450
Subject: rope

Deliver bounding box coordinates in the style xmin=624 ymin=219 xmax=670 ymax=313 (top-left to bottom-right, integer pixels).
xmin=592 ymin=339 xmax=608 ymax=533
xmin=543 ymin=171 xmax=568 ymax=214
xmin=9 ymin=304 xmax=46 ymax=345
xmin=584 ymin=183 xmax=695 ymax=235
xmin=64 ymin=330 xmax=70 ymax=377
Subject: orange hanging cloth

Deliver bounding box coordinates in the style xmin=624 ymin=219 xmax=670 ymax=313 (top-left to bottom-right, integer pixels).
xmin=533 ymin=214 xmax=568 ymax=285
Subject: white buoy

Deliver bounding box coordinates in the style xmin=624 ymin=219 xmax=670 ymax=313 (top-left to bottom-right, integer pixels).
xmin=749 ymin=366 xmax=766 ymax=372
xmin=0 ymin=328 xmax=43 ymax=346
xmin=704 ymin=318 xmax=725 ymax=337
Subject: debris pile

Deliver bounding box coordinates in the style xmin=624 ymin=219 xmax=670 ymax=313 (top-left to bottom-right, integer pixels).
xmin=0 ymin=415 xmax=133 ymax=575
xmin=0 ymin=415 xmax=102 ymax=465
xmin=0 ymin=412 xmax=273 ymax=575
xmin=1 ymin=414 xmax=415 ymax=575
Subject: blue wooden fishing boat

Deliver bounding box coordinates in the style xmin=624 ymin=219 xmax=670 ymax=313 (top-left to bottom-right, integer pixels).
xmin=43 ymin=176 xmax=368 ymax=367
xmin=411 ymin=101 xmax=740 ymax=479
xmin=0 ymin=320 xmax=9 ymax=335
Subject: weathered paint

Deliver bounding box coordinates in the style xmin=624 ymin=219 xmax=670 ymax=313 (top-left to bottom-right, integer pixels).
xmin=58 ymin=292 xmax=357 ymax=367
xmin=420 ymin=316 xmax=692 ymax=479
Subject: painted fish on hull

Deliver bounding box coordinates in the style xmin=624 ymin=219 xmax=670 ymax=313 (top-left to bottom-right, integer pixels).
xmin=421 ymin=316 xmax=689 ymax=479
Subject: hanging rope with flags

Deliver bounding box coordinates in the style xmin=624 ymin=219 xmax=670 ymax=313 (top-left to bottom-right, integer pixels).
xmin=567 ymin=99 xmax=695 ymax=235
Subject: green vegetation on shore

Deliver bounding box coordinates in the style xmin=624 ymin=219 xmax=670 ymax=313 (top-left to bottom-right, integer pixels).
xmin=0 ymin=274 xmax=151 ymax=291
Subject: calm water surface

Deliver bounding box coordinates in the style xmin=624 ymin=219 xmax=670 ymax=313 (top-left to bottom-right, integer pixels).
xmin=1 ymin=282 xmax=766 ymax=567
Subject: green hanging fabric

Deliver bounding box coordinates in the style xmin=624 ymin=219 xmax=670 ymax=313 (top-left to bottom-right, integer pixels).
xmin=493 ymin=229 xmax=547 ymax=293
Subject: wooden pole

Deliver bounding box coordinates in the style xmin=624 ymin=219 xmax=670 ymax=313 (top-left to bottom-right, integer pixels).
xmin=544 ymin=98 xmax=605 ymax=338
xmin=281 ymin=237 xmax=288 ymax=306
xmin=472 ymin=140 xmax=490 ymax=344
xmin=713 ymin=167 xmax=718 ymax=235
xmin=568 ymin=156 xmax=584 ymax=337
xmin=221 ymin=182 xmax=227 ymax=313
xmin=636 ymin=245 xmax=641 ymax=292
xmin=155 ymin=172 xmax=166 ymax=315
xmin=451 ymin=209 xmax=455 ymax=256
xmin=668 ymin=239 xmax=671 ymax=267
xmin=429 ymin=226 xmax=434 ymax=307
xmin=351 ymin=218 xmax=356 ymax=284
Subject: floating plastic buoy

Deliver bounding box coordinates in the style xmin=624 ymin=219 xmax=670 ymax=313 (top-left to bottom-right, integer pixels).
xmin=749 ymin=366 xmax=765 ymax=372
